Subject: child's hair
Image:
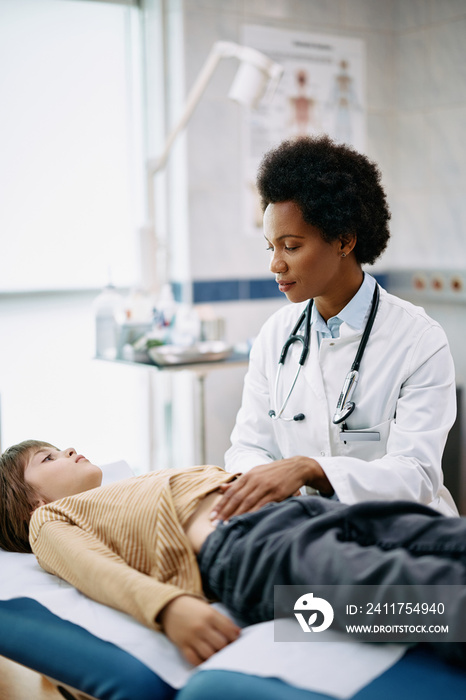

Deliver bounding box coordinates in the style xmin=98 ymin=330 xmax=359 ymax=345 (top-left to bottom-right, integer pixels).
xmin=0 ymin=440 xmax=55 ymax=553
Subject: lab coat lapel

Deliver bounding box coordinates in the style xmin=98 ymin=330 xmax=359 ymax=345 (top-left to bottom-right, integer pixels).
xmin=301 ymin=325 xmax=326 ymax=402
xmin=300 ymin=323 xmax=363 ymax=405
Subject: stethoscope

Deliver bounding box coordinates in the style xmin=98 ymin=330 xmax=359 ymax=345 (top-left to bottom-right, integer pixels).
xmin=268 ymin=285 xmax=380 ymax=425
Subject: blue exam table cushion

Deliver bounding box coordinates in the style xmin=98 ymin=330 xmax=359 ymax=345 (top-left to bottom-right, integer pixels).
xmin=0 ymin=597 xmax=174 ymax=700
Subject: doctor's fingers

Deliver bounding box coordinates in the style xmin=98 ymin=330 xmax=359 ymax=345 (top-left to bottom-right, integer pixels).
xmin=213 ymin=478 xmax=290 ymax=520
xmin=211 ymin=479 xmax=263 ymax=521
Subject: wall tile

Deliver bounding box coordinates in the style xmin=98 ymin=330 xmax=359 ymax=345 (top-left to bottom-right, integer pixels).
xmin=428 ymin=19 xmax=466 ymax=107
xmin=343 ymin=0 xmax=396 ymax=31
xmin=430 ymin=0 xmax=466 ymax=23
xmin=393 ymin=113 xmax=430 ymax=190
xmin=188 ymin=97 xmax=241 ymax=188
xmin=183 ymin=7 xmax=240 ymax=92
xmin=193 ymin=279 xmax=241 ymax=302
xmin=394 ymin=0 xmax=429 ymax=31
xmin=366 ymin=112 xmax=395 ymax=188
xmin=364 ymin=31 xmax=395 ymax=110
xmin=389 ymin=192 xmax=466 ymax=269
xmin=279 ymin=0 xmax=343 ymax=25
xmin=394 ymin=30 xmax=431 ymax=111
xmin=184 ymin=0 xmax=242 ymax=13
xmin=240 ymin=0 xmax=290 ymax=20
xmin=386 ymin=193 xmax=432 ymax=267
xmin=191 ymin=277 xmax=282 ymax=302
xmin=249 ymin=277 xmax=282 ymax=299
xmin=429 ymin=192 xmax=466 ymax=267
xmin=240 ymin=0 xmax=344 ymax=26
xmin=427 ymin=107 xmax=466 ymax=190
xmin=188 ymin=185 xmax=268 ymax=279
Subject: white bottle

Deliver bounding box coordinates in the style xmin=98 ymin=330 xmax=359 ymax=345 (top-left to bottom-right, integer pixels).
xmin=94 ymin=285 xmax=122 ymax=360
xmin=157 ymin=283 xmax=177 ymax=327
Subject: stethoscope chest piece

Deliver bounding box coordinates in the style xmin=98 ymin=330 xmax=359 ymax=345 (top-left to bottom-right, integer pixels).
xmin=332 ymin=369 xmax=358 ymax=424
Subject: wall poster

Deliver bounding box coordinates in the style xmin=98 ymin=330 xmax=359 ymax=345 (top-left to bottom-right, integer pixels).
xmin=242 ymin=25 xmax=366 ymax=234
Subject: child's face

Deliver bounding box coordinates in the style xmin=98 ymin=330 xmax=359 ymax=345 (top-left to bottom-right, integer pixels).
xmin=24 ymin=446 xmax=102 ymax=506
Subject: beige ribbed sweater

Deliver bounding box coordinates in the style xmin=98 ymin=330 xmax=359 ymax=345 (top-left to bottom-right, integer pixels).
xmin=29 ymin=465 xmax=235 ymax=630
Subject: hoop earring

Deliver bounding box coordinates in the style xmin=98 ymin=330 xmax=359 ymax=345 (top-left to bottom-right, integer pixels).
xmin=341 ymin=252 xmax=347 ymax=258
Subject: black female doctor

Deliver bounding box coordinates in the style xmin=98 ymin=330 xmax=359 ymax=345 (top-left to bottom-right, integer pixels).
xmin=211 ymin=135 xmax=458 ymax=524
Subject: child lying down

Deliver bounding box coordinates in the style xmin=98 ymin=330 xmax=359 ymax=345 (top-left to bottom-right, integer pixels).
xmin=0 ymin=440 xmax=465 ymax=668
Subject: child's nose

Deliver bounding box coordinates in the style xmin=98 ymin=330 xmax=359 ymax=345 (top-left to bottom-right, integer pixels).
xmin=61 ymin=447 xmax=76 ymax=458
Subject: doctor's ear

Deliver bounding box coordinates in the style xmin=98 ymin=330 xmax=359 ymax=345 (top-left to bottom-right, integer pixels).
xmin=338 ymin=233 xmax=357 ymax=257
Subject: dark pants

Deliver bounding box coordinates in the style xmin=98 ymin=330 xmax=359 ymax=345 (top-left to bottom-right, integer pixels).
xmin=197 ymin=497 xmax=466 ymax=665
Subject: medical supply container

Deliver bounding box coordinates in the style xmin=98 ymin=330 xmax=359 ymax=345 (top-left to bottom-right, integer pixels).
xmin=93 ymin=285 xmax=123 ymax=360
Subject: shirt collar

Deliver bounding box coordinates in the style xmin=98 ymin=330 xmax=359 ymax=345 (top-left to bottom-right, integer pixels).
xmin=311 ymin=273 xmax=376 ymax=336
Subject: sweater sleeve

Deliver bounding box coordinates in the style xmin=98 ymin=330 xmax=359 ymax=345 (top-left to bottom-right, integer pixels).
xmin=31 ymin=520 xmax=199 ymax=630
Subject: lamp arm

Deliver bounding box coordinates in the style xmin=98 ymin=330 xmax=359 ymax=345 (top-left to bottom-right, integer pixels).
xmin=147 ymin=41 xmax=241 ymax=176
xmin=143 ymin=41 xmax=282 ymax=294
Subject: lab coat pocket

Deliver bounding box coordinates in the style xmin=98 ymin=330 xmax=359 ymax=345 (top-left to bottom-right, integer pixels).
xmin=338 ymin=419 xmax=392 ymax=461
xmin=271 ymin=414 xmax=315 ymax=459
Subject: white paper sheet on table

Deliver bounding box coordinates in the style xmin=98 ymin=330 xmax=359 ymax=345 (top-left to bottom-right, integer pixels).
xmin=199 ymin=618 xmax=406 ymax=698
xmin=0 ymin=461 xmax=407 ymax=698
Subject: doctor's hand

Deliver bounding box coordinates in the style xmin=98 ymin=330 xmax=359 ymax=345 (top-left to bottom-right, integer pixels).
xmin=159 ymin=596 xmax=241 ymax=666
xmin=210 ymin=456 xmax=334 ymax=523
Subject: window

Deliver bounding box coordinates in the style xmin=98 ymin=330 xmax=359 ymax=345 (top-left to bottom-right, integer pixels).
xmin=0 ymin=0 xmax=143 ymax=291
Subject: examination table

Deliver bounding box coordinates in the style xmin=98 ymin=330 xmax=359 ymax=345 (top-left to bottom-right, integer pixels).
xmin=1 ymin=463 xmax=465 ymax=700
xmin=1 ymin=594 xmax=465 ymax=700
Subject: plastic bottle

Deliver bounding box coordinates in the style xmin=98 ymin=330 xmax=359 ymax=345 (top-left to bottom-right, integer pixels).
xmin=93 ymin=285 xmax=123 ymax=360
xmin=157 ymin=283 xmax=177 ymax=328
xmin=171 ymin=304 xmax=201 ymax=347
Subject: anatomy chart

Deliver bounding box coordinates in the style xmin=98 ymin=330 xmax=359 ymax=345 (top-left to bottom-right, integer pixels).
xmin=241 ymin=25 xmax=366 ymax=232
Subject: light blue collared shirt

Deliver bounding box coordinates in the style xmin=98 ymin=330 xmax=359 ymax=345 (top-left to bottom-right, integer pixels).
xmin=311 ymin=272 xmax=377 ymax=343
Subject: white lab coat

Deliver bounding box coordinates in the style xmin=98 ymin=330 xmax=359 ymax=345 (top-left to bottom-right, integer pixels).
xmin=225 ymin=286 xmax=458 ymax=516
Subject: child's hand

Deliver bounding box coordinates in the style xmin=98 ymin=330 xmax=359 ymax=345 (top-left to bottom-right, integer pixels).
xmin=159 ymin=595 xmax=241 ymax=666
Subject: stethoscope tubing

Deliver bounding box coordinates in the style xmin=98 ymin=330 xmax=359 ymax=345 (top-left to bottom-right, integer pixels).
xmin=271 ymin=359 xmax=303 ymax=420
xmin=279 ymin=298 xmax=312 ymax=366
xmin=270 ymin=284 xmax=380 ymax=424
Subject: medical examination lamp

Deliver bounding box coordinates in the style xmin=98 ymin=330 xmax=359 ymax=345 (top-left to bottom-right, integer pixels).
xmin=143 ymin=41 xmax=283 ymax=295
xmin=147 ymin=41 xmax=283 ymax=176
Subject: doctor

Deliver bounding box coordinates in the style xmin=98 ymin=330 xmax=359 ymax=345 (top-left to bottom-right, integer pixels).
xmin=212 ymin=135 xmax=458 ymax=523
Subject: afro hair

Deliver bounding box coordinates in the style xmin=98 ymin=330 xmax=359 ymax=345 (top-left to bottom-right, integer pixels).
xmin=257 ymin=135 xmax=391 ymax=265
